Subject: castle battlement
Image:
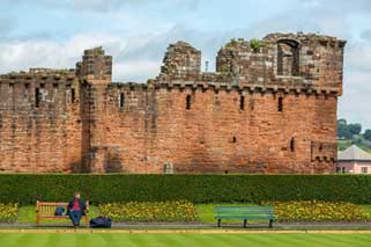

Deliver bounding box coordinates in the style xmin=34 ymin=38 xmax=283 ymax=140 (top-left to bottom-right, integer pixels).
xmin=0 ymin=32 xmax=345 ymax=174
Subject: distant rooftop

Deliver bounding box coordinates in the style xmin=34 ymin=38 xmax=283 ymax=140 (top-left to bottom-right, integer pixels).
xmin=338 ymin=145 xmax=371 ymax=161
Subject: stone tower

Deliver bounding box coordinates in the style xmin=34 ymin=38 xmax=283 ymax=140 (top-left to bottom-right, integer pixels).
xmin=77 ymin=47 xmax=112 ymax=172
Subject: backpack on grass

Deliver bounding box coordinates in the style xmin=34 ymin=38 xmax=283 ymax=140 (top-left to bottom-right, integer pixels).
xmin=89 ymin=217 xmax=112 ymax=228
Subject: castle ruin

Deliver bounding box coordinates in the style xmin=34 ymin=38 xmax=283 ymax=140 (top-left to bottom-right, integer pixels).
xmin=0 ymin=33 xmax=346 ymax=173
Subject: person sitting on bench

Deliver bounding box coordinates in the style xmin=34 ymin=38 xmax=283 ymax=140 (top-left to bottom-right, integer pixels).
xmin=67 ymin=192 xmax=86 ymax=227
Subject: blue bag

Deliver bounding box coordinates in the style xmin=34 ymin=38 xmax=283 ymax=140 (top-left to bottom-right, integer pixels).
xmin=54 ymin=207 xmax=65 ymax=216
xmin=89 ymin=217 xmax=112 ymax=228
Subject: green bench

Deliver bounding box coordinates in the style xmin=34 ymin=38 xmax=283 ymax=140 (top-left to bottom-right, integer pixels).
xmin=214 ymin=206 xmax=275 ymax=228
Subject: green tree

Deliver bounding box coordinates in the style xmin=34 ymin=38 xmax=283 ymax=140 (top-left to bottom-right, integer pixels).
xmin=348 ymin=123 xmax=362 ymax=136
xmin=337 ymin=119 xmax=351 ymax=139
xmin=364 ymin=129 xmax=371 ymax=142
xmin=338 ymin=119 xmax=347 ymax=125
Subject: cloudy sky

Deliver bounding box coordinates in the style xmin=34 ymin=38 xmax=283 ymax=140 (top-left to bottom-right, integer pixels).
xmin=0 ymin=0 xmax=371 ymax=128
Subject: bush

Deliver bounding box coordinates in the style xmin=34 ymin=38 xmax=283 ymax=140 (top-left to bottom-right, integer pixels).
xmin=0 ymin=203 xmax=18 ymax=223
xmin=268 ymin=201 xmax=368 ymax=222
xmin=0 ymin=174 xmax=370 ymax=205
xmin=99 ymin=201 xmax=198 ymax=222
xmin=250 ymin=39 xmax=262 ymax=52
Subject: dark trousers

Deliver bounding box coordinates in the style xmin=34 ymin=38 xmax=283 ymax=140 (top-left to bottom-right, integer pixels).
xmin=69 ymin=210 xmax=82 ymax=226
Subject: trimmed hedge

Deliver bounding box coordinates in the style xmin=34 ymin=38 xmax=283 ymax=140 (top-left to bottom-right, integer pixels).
xmin=0 ymin=174 xmax=370 ymax=205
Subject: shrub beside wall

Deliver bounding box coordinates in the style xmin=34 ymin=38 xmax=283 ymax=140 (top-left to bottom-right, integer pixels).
xmin=0 ymin=174 xmax=370 ymax=205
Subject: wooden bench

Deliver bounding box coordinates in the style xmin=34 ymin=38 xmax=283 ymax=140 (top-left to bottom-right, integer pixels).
xmin=35 ymin=200 xmax=89 ymax=226
xmin=214 ymin=206 xmax=275 ymax=228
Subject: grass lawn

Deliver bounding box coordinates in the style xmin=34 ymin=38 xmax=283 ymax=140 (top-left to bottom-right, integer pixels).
xmin=0 ymin=233 xmax=370 ymax=247
xmin=338 ymin=139 xmax=371 ymax=153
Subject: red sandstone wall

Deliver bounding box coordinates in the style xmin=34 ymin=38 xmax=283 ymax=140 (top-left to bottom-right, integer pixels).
xmin=95 ymin=85 xmax=336 ymax=174
xmin=0 ymin=75 xmax=82 ymax=173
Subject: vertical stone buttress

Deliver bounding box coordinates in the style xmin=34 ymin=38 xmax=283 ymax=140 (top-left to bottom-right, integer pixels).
xmin=77 ymin=47 xmax=112 ymax=172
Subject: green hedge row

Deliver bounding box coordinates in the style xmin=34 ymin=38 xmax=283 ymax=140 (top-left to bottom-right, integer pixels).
xmin=0 ymin=174 xmax=370 ymax=205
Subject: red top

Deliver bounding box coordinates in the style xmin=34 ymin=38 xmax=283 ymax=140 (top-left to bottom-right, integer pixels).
xmin=72 ymin=199 xmax=80 ymax=211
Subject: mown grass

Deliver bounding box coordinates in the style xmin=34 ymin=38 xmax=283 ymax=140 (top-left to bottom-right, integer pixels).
xmin=0 ymin=233 xmax=370 ymax=247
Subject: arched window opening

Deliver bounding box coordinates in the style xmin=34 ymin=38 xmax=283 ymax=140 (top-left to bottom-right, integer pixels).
xmin=277 ymin=40 xmax=300 ymax=76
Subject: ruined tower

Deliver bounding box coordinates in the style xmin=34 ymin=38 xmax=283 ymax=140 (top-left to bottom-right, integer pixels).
xmin=77 ymin=47 xmax=112 ymax=172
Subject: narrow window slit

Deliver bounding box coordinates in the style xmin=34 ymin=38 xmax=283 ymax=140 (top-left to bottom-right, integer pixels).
xmin=35 ymin=88 xmax=40 ymax=108
xmin=119 ymin=93 xmax=125 ymax=108
xmin=71 ymin=88 xmax=76 ymax=103
xmin=278 ymin=97 xmax=283 ymax=112
xmin=290 ymin=137 xmax=295 ymax=152
xmin=240 ymin=95 xmax=245 ymax=110
xmin=186 ymin=95 xmax=192 ymax=110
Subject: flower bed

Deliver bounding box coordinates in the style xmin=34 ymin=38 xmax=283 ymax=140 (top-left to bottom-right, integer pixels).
xmin=267 ymin=201 xmax=368 ymax=222
xmin=99 ymin=201 xmax=198 ymax=222
xmin=0 ymin=203 xmax=18 ymax=223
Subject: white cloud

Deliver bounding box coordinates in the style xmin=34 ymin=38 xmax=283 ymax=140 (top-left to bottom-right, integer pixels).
xmin=114 ymin=60 xmax=160 ymax=82
xmin=0 ymin=33 xmax=122 ymax=73
xmin=346 ymin=42 xmax=371 ymax=72
xmin=339 ymin=70 xmax=371 ymax=128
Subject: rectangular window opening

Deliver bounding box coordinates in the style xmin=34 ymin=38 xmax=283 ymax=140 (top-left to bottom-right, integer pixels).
xmin=71 ymin=88 xmax=76 ymax=103
xmin=119 ymin=93 xmax=125 ymax=108
xmin=361 ymin=167 xmax=368 ymax=174
xmin=278 ymin=97 xmax=283 ymax=112
xmin=35 ymin=88 xmax=40 ymax=108
xmin=186 ymin=95 xmax=192 ymax=110
xmin=240 ymin=95 xmax=245 ymax=110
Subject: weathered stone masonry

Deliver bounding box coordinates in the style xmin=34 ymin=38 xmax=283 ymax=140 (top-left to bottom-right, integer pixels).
xmin=0 ymin=33 xmax=346 ymax=173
